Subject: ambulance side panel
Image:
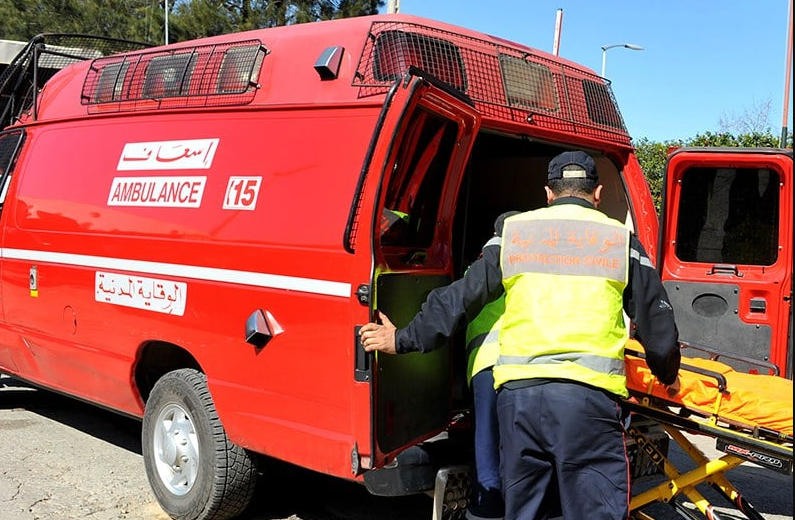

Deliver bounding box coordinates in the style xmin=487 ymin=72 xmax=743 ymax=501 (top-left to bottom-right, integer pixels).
xmin=0 ymin=107 xmax=379 ymax=477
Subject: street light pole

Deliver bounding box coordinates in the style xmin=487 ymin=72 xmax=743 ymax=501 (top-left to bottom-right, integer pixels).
xmin=164 ymin=0 xmax=169 ymax=45
xmin=601 ymin=43 xmax=643 ymax=77
xmin=780 ymin=0 xmax=792 ymax=147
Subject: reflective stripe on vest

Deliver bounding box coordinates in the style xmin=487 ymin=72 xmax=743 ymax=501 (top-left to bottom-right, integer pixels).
xmin=494 ymin=205 xmax=630 ymax=397
xmin=466 ymin=329 xmax=500 ymax=358
xmin=496 ymin=351 xmax=625 ymax=376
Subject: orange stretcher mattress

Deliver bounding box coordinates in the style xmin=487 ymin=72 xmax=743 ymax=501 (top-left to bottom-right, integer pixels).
xmin=625 ymin=340 xmax=793 ymax=437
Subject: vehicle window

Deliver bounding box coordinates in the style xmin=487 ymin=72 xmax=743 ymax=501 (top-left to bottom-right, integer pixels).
xmin=582 ymin=79 xmax=624 ymax=129
xmin=143 ymin=53 xmax=197 ymax=98
xmin=94 ymin=60 xmax=131 ymax=102
xmin=373 ymin=30 xmax=467 ymax=91
xmin=217 ymin=44 xmax=264 ymax=94
xmin=380 ymin=107 xmax=458 ymax=252
xmin=675 ymin=167 xmax=779 ymax=266
xmin=0 ymin=129 xmax=25 ymax=206
xmin=499 ymin=55 xmax=559 ymax=112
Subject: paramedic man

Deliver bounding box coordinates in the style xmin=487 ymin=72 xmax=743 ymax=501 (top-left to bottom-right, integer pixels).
xmin=463 ymin=210 xmax=518 ymax=520
xmin=359 ymin=150 xmax=681 ymax=520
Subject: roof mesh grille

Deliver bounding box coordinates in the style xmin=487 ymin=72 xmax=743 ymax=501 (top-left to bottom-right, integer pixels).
xmin=82 ymin=40 xmax=266 ymax=113
xmin=355 ymin=21 xmax=630 ymax=144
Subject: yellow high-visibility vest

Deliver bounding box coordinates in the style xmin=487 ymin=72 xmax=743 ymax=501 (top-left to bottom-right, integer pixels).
xmin=494 ymin=205 xmax=630 ymax=397
xmin=465 ymin=294 xmax=504 ymax=385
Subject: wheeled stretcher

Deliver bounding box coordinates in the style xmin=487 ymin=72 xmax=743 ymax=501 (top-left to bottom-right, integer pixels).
xmin=624 ymin=339 xmax=793 ymax=520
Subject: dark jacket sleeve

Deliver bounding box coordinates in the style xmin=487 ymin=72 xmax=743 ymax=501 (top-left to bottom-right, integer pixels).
xmin=623 ymin=235 xmax=680 ymax=385
xmin=395 ymin=242 xmax=504 ymax=354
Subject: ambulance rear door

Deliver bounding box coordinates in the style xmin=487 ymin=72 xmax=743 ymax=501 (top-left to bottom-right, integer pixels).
xmin=658 ymin=147 xmax=793 ymax=379
xmin=353 ymin=68 xmax=480 ymax=467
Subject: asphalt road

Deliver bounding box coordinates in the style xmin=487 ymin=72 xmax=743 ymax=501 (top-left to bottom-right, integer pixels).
xmin=1 ymin=374 xmax=792 ymax=520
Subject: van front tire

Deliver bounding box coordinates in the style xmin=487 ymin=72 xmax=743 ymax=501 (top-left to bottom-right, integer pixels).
xmin=142 ymin=368 xmax=256 ymax=520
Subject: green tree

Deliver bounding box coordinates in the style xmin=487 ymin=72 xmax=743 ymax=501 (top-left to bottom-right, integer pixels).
xmin=633 ymin=137 xmax=679 ymax=215
xmin=0 ymin=0 xmax=383 ymax=44
xmin=167 ymin=0 xmax=382 ymax=42
xmin=0 ymin=0 xmax=153 ymax=42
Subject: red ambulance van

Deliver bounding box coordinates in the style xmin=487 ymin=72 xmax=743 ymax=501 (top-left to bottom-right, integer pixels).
xmin=4 ymin=13 xmax=787 ymax=520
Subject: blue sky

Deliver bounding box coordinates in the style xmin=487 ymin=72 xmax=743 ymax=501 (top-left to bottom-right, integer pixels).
xmin=378 ymin=1 xmax=793 ymax=143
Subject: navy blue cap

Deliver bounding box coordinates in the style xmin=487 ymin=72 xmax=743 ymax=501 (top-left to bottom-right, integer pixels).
xmin=494 ymin=210 xmax=520 ymax=235
xmin=548 ymin=151 xmax=598 ymax=182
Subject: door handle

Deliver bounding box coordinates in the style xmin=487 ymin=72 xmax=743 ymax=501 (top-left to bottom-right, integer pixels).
xmin=707 ymin=264 xmax=742 ymax=277
xmin=749 ymin=297 xmax=766 ymax=313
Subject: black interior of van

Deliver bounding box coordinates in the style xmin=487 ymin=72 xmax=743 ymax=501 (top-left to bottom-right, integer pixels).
xmin=451 ymin=131 xmax=630 ymax=279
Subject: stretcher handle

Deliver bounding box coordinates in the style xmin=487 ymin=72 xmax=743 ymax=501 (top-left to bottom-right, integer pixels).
xmin=679 ymin=339 xmax=780 ymax=377
xmin=678 ymin=362 xmax=728 ymax=393
xmin=625 ymin=344 xmax=728 ymax=393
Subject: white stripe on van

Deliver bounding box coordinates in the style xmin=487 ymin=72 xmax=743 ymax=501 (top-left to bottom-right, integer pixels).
xmin=0 ymin=248 xmax=351 ymax=298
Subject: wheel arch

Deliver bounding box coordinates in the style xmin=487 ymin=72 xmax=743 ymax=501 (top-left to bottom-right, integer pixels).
xmin=135 ymin=340 xmax=202 ymax=404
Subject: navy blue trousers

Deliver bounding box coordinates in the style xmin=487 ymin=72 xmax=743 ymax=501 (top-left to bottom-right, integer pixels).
xmin=468 ymin=368 xmax=504 ymax=519
xmin=496 ymin=381 xmax=630 ymax=520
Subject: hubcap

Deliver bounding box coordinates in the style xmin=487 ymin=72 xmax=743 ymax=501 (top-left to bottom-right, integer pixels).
xmin=152 ymin=403 xmax=199 ymax=495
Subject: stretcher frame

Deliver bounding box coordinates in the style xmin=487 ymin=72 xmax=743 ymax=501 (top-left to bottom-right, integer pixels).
xmin=625 ymin=342 xmax=793 ymax=520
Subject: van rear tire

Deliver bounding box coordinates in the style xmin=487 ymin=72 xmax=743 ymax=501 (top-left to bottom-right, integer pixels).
xmin=142 ymin=368 xmax=256 ymax=520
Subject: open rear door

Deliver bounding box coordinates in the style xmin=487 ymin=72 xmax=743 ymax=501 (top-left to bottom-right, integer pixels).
xmin=363 ymin=69 xmax=480 ymax=468
xmin=659 ymin=147 xmax=793 ymax=378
